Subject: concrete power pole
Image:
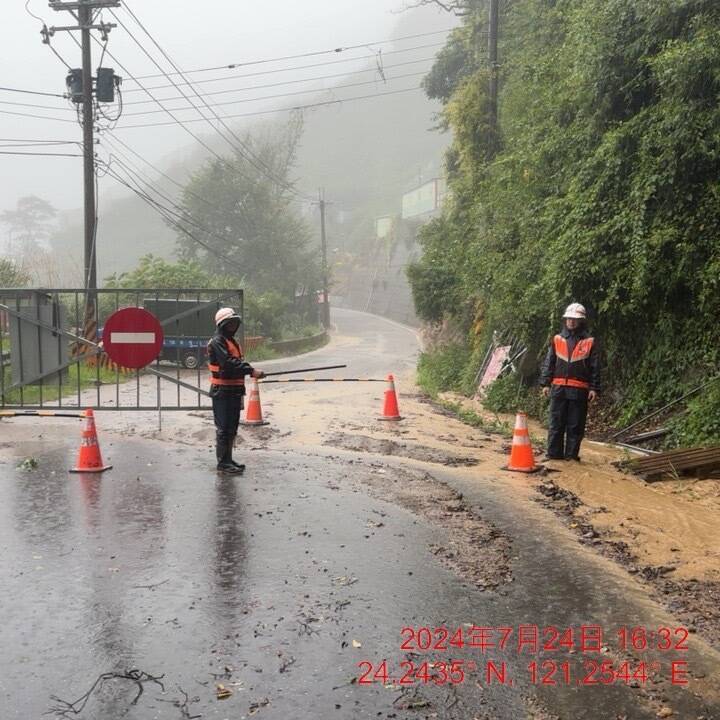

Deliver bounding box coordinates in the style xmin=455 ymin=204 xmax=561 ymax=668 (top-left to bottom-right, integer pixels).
xmin=48 ymin=1 xmax=119 ymax=297
xmin=318 ymin=189 xmax=331 ymax=329
xmin=488 ymin=0 xmax=499 ymax=128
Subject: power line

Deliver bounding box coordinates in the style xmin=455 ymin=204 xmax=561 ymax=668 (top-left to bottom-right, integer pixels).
xmin=0 ymin=108 xmax=77 ymax=123
xmin=123 ymin=56 xmax=435 ymax=107
xmin=82 ymin=28 xmax=287 ymax=198
xmin=102 ymin=130 xmax=227 ymax=213
xmin=0 ymin=141 xmax=78 ymax=147
xmin=0 ymin=85 xmax=66 ymax=98
xmin=100 ymin=160 xmax=247 ymax=273
xmin=121 ymin=41 xmax=447 ymax=95
xmin=122 ymin=70 xmax=428 ymax=118
xmin=116 ymin=85 xmax=424 ymax=129
xmin=0 ymin=150 xmax=82 ymax=157
xmin=102 ymin=147 xmax=250 ymax=245
xmin=127 ymin=28 xmax=459 ymax=80
xmin=0 ymin=57 xmax=434 ymax=117
xmin=0 ymin=137 xmax=78 ymax=143
xmin=117 ymin=3 xmax=313 ymax=202
xmin=0 ymin=98 xmax=72 ymax=112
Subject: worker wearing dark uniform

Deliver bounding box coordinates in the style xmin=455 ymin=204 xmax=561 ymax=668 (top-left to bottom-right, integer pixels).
xmin=207 ymin=308 xmax=265 ymax=474
xmin=540 ymin=303 xmax=600 ymax=461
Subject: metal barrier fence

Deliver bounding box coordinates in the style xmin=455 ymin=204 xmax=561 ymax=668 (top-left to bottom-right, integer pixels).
xmin=0 ymin=288 xmax=243 ymax=411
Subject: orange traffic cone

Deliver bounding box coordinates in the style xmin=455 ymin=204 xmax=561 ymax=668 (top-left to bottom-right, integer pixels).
xmin=379 ymin=374 xmax=403 ymax=421
xmin=503 ymin=412 xmax=540 ymax=473
xmin=69 ymin=409 xmax=112 ymax=473
xmin=241 ymin=377 xmax=269 ymax=426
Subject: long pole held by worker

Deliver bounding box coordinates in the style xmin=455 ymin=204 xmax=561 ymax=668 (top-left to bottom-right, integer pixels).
xmin=263 ymin=364 xmax=347 ymax=378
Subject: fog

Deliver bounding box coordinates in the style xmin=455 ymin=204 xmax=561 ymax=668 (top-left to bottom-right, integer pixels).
xmin=1 ymin=0 xmax=454 ymax=213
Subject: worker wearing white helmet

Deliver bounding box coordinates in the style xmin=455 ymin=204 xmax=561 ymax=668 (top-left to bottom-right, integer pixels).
xmin=207 ymin=307 xmax=265 ymax=474
xmin=539 ymin=302 xmax=600 ymax=461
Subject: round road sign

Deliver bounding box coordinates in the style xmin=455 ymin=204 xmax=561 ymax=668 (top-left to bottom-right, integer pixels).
xmin=102 ymin=307 xmax=164 ymax=369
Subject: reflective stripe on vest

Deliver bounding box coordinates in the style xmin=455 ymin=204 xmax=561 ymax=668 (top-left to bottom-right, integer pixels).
xmin=552 ymin=377 xmax=591 ymax=390
xmin=552 ymin=334 xmax=594 ymax=391
xmin=208 ymin=338 xmax=245 ymax=386
xmin=553 ymin=335 xmax=594 ymax=362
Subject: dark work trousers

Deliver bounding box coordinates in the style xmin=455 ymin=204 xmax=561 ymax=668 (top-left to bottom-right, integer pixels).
xmin=211 ymin=386 xmax=244 ymax=463
xmin=547 ymin=385 xmax=589 ymax=459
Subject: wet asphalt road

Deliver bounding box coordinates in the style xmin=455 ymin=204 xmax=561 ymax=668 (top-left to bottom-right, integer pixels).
xmin=1 ymin=308 xmax=719 ymax=719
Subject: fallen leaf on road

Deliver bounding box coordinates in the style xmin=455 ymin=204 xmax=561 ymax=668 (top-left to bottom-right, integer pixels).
xmin=216 ymin=684 xmax=233 ymax=700
xmin=656 ymin=709 xmax=673 ymax=718
xmin=352 ymin=639 xmax=362 ymax=648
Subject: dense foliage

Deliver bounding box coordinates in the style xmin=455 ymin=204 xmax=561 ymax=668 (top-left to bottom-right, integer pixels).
xmin=104 ymin=255 xmax=320 ymax=340
xmin=175 ymin=120 xmax=320 ymax=300
xmin=409 ymin=0 xmax=720 ymax=439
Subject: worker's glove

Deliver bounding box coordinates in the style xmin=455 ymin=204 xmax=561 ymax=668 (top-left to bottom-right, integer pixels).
xmin=588 ymin=390 xmax=598 ymax=402
xmin=541 ymin=386 xmax=550 ymax=398
xmin=252 ymin=369 xmax=266 ymax=379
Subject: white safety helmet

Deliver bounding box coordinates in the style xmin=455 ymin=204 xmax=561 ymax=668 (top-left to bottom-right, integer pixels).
xmin=215 ymin=307 xmax=241 ymax=327
xmin=562 ymin=303 xmax=587 ymax=320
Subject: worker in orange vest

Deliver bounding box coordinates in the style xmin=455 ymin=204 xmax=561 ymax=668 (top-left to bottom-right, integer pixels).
xmin=207 ymin=308 xmax=265 ymax=474
xmin=540 ymin=303 xmax=600 ymax=461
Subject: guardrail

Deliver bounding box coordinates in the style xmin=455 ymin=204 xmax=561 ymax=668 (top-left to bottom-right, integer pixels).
xmin=268 ymin=330 xmax=328 ymax=355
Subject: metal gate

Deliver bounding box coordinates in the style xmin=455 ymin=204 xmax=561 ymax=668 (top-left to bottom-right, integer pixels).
xmin=0 ymin=288 xmax=243 ymax=410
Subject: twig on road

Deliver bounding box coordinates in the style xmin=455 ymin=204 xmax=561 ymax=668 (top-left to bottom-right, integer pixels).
xmin=131 ymin=578 xmax=170 ymax=590
xmin=47 ymin=669 xmax=165 ymax=717
xmin=156 ymin=686 xmax=201 ymax=719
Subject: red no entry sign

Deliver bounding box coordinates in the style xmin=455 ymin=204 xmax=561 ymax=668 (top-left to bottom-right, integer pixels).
xmin=102 ymin=307 xmax=164 ymax=369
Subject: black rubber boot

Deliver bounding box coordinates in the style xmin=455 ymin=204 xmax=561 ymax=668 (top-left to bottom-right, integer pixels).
xmin=228 ymin=435 xmax=245 ymax=473
xmin=216 ymin=438 xmax=243 ymax=474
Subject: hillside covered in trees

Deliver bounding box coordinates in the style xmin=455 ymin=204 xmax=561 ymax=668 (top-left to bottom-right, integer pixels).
xmin=408 ymin=0 xmax=720 ymax=443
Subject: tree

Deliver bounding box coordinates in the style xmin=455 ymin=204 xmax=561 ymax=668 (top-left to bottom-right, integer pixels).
xmin=409 ymin=0 xmax=720 ymax=438
xmin=175 ymin=119 xmax=320 ymax=299
xmin=104 ymin=254 xmax=228 ymax=290
xmin=1 ymin=195 xmax=57 ymax=257
xmin=0 ymin=258 xmax=31 ymax=288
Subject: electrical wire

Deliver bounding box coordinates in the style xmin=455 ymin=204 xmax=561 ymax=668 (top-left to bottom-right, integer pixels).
xmin=122 ymin=70 xmax=428 ymax=118
xmin=0 ymin=137 xmax=77 ymax=143
xmin=121 ymin=41 xmax=447 ymax=94
xmin=102 ymin=130 xmax=228 ymax=214
xmin=0 ymin=85 xmax=66 ymax=98
xmin=0 ymin=150 xmax=82 ymax=157
xmin=0 ymin=141 xmax=78 ymax=147
xmin=116 ymin=85 xmax=424 ymax=129
xmin=117 ymin=3 xmax=314 ymax=202
xmin=0 ymin=98 xmax=73 ymax=112
xmin=128 ymin=28 xmax=460 ymax=80
xmin=0 ymin=108 xmax=77 ymax=123
xmin=123 ymin=56 xmax=436 ymax=106
xmin=102 ymin=148 xmax=250 ymax=244
xmin=99 ymin=160 xmax=247 ymax=272
xmin=80 ymin=32 xmax=266 ymax=191
xmin=0 ymin=57 xmax=433 ymax=115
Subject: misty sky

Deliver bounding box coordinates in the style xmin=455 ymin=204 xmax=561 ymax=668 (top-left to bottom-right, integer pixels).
xmin=1 ymin=0 xmax=455 ymax=215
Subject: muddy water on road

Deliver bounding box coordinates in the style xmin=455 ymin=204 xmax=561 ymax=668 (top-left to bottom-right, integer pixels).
xmin=2 ymin=309 xmax=719 ymax=719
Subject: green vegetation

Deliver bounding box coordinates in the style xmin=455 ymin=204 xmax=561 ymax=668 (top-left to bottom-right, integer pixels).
xmin=409 ymin=0 xmax=720 ymax=443
xmin=1 ymin=361 xmax=117 ymax=406
xmin=0 ymin=258 xmax=31 ymax=287
xmin=104 ymin=255 xmax=322 ymax=342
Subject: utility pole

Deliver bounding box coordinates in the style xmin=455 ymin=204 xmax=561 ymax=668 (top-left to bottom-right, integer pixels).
xmin=79 ymin=1 xmax=96 ymax=292
xmin=47 ymin=0 xmax=119 ymax=342
xmin=49 ymin=0 xmax=119 ymax=295
xmin=488 ymin=0 xmax=499 ymax=129
xmin=318 ymin=189 xmax=331 ymax=329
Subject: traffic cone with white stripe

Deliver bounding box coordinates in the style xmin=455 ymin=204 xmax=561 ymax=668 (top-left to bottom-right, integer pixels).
xmin=503 ymin=412 xmax=540 ymax=473
xmin=69 ymin=409 xmax=112 ymax=473
xmin=241 ymin=377 xmax=269 ymax=426
xmin=379 ymin=374 xmax=403 ymax=421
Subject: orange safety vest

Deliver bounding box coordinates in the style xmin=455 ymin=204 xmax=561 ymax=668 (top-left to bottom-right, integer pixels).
xmin=551 ymin=335 xmax=594 ymax=390
xmin=208 ymin=337 xmax=245 ymax=387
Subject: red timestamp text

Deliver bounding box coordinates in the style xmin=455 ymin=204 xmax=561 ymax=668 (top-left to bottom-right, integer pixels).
xmin=357 ymin=659 xmax=690 ymax=687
